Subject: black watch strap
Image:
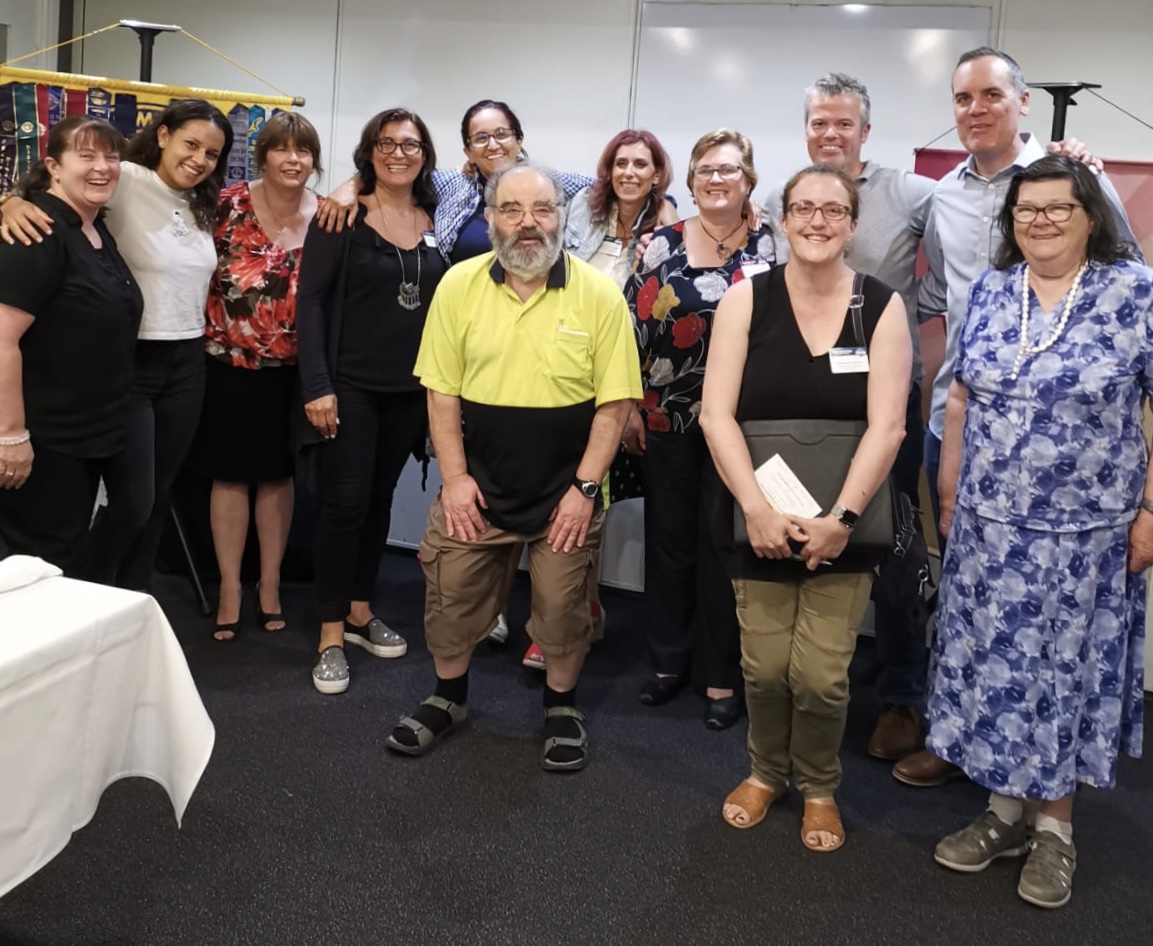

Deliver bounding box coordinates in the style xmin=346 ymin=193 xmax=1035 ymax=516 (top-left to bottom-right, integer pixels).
xmin=830 ymin=503 xmax=859 ymax=530
xmin=574 ymin=477 xmax=600 ymax=499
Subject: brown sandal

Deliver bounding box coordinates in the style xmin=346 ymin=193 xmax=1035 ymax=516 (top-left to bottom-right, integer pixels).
xmin=801 ymin=799 xmax=845 ymax=852
xmin=722 ymin=779 xmax=777 ymax=830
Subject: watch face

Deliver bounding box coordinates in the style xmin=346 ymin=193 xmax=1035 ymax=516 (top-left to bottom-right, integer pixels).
xmin=579 ymin=481 xmax=599 ymax=498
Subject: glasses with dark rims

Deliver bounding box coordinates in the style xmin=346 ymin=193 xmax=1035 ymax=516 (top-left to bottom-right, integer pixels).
xmin=374 ymin=138 xmax=424 ymax=156
xmin=787 ymin=200 xmax=852 ymax=222
xmin=1010 ymin=202 xmax=1082 ymax=224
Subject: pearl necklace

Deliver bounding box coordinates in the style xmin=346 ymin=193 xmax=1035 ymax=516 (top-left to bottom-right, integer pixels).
xmin=1010 ymin=261 xmax=1088 ymax=380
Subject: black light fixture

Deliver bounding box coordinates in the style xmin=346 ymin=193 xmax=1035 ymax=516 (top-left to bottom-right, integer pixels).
xmin=118 ymin=19 xmax=181 ymax=83
xmin=1028 ymin=81 xmax=1102 ymax=140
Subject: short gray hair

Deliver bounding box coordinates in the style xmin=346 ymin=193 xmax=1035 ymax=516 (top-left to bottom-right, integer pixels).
xmin=484 ymin=163 xmax=565 ymax=210
xmin=955 ymin=47 xmax=1027 ymax=96
xmin=804 ymin=73 xmax=871 ymax=125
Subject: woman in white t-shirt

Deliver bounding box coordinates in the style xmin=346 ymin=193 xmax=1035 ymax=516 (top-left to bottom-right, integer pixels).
xmin=0 ymin=99 xmax=232 ymax=590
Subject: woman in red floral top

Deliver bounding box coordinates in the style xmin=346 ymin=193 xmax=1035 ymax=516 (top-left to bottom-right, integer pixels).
xmin=191 ymin=112 xmax=321 ymax=640
xmin=623 ymin=128 xmax=778 ymax=730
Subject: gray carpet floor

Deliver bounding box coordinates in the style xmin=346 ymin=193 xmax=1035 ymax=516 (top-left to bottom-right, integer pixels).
xmin=1 ymin=550 xmax=1150 ymax=946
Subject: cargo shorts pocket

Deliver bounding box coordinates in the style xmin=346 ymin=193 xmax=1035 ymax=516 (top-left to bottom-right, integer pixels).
xmin=419 ymin=541 xmax=443 ymax=614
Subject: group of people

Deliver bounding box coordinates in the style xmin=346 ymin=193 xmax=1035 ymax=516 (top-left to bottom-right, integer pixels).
xmin=0 ymin=45 xmax=1148 ymax=910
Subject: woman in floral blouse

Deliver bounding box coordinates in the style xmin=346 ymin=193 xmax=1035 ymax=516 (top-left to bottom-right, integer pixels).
xmin=624 ymin=128 xmax=777 ymax=730
xmin=192 ymin=112 xmax=321 ymax=639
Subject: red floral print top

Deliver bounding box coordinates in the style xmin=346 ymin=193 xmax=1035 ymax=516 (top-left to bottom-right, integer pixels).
xmin=625 ymin=221 xmax=778 ymax=433
xmin=205 ymin=181 xmax=308 ymax=369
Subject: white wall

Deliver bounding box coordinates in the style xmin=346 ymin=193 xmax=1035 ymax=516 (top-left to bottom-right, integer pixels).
xmin=61 ymin=0 xmax=1153 ymax=192
xmin=0 ymin=0 xmax=57 ymax=70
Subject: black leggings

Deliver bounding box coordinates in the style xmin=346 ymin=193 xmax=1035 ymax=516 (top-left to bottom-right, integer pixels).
xmin=313 ymin=383 xmax=426 ymax=622
xmin=0 ymin=446 xmax=120 ymax=579
xmin=88 ymin=338 xmax=206 ymax=590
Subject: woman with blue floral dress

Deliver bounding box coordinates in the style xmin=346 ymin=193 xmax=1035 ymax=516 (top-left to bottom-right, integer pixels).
xmin=624 ymin=128 xmax=777 ymax=730
xmin=928 ymin=155 xmax=1151 ymax=910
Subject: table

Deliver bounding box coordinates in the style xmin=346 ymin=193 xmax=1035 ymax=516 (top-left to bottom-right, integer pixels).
xmin=0 ymin=565 xmax=214 ymax=898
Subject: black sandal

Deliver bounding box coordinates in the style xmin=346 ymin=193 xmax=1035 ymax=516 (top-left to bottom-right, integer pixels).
xmin=213 ymin=621 xmax=241 ymax=642
xmin=255 ymin=583 xmax=286 ymax=632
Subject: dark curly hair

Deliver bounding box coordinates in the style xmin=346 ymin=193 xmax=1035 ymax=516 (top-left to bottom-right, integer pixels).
xmin=351 ymin=108 xmax=438 ymax=216
xmin=124 ymin=98 xmax=232 ymax=231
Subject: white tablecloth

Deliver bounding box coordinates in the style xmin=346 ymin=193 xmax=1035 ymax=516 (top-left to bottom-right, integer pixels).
xmin=0 ymin=562 xmax=215 ymax=898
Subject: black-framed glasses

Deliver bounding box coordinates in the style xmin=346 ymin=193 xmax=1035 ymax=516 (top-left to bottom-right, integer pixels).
xmin=1010 ymin=202 xmax=1082 ymax=223
xmin=468 ymin=127 xmax=517 ymax=148
xmin=495 ymin=202 xmax=558 ymax=224
xmin=691 ymin=164 xmax=743 ymax=181
xmin=374 ymin=138 xmax=424 ymax=156
xmin=787 ymin=200 xmax=852 ymax=222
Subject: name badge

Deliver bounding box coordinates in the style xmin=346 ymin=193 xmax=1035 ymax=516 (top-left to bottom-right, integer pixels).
xmin=422 ymin=231 xmax=438 ymax=248
xmin=741 ymin=261 xmax=771 ymax=279
xmin=828 ymin=347 xmax=870 ymax=374
xmin=601 ymin=237 xmax=623 ymax=258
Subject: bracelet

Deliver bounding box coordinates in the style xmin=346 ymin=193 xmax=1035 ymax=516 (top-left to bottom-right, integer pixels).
xmin=1141 ymin=497 xmax=1153 ymax=516
xmin=0 ymin=430 xmax=30 ymax=446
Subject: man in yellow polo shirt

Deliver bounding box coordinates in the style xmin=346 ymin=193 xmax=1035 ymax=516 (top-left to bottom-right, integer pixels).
xmin=386 ymin=164 xmax=641 ymax=771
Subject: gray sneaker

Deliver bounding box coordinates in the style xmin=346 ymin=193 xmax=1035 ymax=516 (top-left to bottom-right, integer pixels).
xmin=343 ymin=618 xmax=407 ymax=658
xmin=1018 ymin=830 xmax=1076 ymax=909
xmin=934 ymin=811 xmax=1029 ymax=873
xmin=312 ymin=646 xmax=349 ymax=695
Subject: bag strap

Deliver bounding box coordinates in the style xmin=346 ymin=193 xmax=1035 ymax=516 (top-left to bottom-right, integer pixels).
xmin=849 ymin=271 xmax=867 ymax=349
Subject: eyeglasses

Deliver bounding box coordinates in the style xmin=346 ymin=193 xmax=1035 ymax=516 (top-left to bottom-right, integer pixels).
xmin=1010 ymin=202 xmax=1082 ymax=223
xmin=374 ymin=138 xmax=424 ymax=156
xmin=468 ymin=127 xmax=517 ymax=148
xmin=691 ymin=164 xmax=743 ymax=182
xmin=787 ymin=201 xmax=852 ymax=222
xmin=494 ymin=202 xmax=559 ymax=224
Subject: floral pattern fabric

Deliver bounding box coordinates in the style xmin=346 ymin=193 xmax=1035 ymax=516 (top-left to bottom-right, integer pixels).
xmin=625 ymin=222 xmax=777 ymax=433
xmin=205 ymin=181 xmax=306 ymax=369
xmin=926 ymin=259 xmax=1153 ymax=797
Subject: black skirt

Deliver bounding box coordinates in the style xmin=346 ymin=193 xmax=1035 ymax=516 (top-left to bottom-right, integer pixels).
xmin=190 ymin=354 xmax=297 ymax=483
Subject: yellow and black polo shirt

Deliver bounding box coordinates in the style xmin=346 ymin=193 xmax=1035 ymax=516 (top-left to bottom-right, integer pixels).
xmin=415 ymin=251 xmax=642 ymax=533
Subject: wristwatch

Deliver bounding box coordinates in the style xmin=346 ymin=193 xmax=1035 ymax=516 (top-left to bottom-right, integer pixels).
xmin=830 ymin=504 xmax=859 ymax=530
xmin=574 ymin=477 xmax=600 ymax=499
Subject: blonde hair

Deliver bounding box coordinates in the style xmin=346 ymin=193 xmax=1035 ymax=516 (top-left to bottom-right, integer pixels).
xmin=686 ymin=127 xmax=756 ymax=192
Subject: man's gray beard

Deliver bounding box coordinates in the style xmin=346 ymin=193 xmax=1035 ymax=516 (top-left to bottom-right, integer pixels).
xmin=492 ymin=227 xmax=562 ymax=280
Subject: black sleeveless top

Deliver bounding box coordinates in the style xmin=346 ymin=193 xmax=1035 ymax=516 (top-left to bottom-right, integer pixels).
xmin=723 ymin=265 xmax=895 ymax=579
xmin=736 ymin=265 xmax=888 ymax=424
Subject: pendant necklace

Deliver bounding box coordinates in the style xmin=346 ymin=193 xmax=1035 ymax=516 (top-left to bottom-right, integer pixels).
xmin=1010 ymin=260 xmax=1088 ymax=380
xmin=258 ymin=185 xmax=303 ymax=246
xmin=395 ymin=245 xmax=422 ymax=310
xmin=697 ymin=217 xmax=746 ymax=261
xmin=375 ymin=193 xmax=422 ymax=310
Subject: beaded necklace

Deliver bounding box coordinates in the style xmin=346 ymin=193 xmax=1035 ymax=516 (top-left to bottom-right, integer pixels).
xmin=1009 ymin=260 xmax=1088 ymax=380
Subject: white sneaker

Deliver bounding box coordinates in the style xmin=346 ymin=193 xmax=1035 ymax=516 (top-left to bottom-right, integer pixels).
xmin=487 ymin=612 xmax=509 ymax=644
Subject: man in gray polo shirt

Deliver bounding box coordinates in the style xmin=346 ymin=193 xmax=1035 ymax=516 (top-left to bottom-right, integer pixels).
xmin=765 ymin=72 xmax=936 ymax=763
xmin=894 ymin=46 xmax=1139 ymax=789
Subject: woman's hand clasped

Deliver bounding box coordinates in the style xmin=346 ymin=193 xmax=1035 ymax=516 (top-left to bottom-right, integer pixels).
xmin=304 ymin=394 xmax=339 ymax=439
xmin=784 ymin=514 xmax=851 ymax=571
xmin=744 ymin=501 xmax=808 ymax=561
xmin=0 ymin=440 xmax=33 ymax=489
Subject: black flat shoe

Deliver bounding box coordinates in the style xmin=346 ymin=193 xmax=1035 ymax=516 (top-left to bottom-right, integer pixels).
xmin=639 ymin=674 xmax=685 ymax=707
xmin=704 ymin=696 xmax=742 ymax=731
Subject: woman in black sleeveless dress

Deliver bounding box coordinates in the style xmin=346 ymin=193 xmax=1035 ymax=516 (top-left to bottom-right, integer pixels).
xmin=700 ymin=165 xmax=912 ymax=852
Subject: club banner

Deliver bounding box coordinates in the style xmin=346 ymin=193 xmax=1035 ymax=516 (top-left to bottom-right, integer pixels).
xmin=0 ymin=66 xmax=296 ymax=195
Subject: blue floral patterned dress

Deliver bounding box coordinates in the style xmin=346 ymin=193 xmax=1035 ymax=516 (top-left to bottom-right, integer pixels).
xmin=926 ymin=259 xmax=1153 ymax=799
